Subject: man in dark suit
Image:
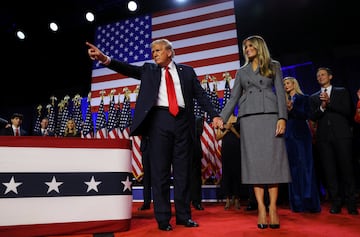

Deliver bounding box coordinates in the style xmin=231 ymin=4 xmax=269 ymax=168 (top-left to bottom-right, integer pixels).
xmin=33 ymin=117 xmax=55 ymax=136
xmin=87 ymin=39 xmax=223 ymax=231
xmin=309 ymin=67 xmax=358 ymax=215
xmin=0 ymin=113 xmax=28 ymax=136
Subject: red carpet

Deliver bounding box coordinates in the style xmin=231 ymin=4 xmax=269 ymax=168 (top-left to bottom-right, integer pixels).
xmin=52 ymin=201 xmax=359 ymax=237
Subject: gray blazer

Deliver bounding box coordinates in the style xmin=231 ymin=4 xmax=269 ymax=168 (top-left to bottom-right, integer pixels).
xmin=220 ymin=60 xmax=287 ymax=122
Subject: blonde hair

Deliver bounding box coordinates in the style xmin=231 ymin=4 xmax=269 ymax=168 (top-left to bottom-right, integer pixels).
xmin=283 ymin=76 xmax=304 ymax=95
xmin=151 ymin=38 xmax=175 ymax=58
xmin=64 ymin=118 xmax=78 ymax=136
xmin=242 ymin=35 xmax=274 ymax=78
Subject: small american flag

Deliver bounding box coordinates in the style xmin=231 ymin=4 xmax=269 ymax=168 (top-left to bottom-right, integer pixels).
xmin=59 ymin=96 xmax=71 ymax=137
xmin=55 ymin=101 xmax=63 ymax=136
xmin=47 ymin=96 xmax=57 ymax=134
xmin=72 ymin=94 xmax=83 ymax=134
xmin=118 ymin=91 xmax=132 ymax=138
xmin=222 ymin=72 xmax=232 ymax=108
xmin=107 ymin=90 xmax=119 ymax=139
xmin=33 ymin=105 xmax=42 ymax=135
xmin=95 ymin=92 xmax=108 ymax=139
xmin=82 ymin=94 xmax=94 ymax=139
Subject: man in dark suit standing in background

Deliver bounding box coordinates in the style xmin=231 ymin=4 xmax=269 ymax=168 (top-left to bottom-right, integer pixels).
xmin=33 ymin=117 xmax=55 ymax=136
xmin=87 ymin=39 xmax=222 ymax=231
xmin=309 ymin=67 xmax=358 ymax=215
xmin=0 ymin=113 xmax=28 ymax=136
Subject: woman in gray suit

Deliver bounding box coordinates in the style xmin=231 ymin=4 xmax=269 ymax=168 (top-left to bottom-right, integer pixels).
xmin=218 ymin=35 xmax=291 ymax=229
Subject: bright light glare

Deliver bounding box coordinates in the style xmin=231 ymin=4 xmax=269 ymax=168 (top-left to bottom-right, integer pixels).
xmin=86 ymin=12 xmax=95 ymax=22
xmin=128 ymin=1 xmax=138 ymax=12
xmin=16 ymin=31 xmax=25 ymax=40
xmin=49 ymin=22 xmax=59 ymax=32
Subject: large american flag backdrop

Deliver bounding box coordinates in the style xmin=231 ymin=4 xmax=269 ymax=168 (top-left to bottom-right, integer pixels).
xmin=89 ymin=0 xmax=240 ymax=182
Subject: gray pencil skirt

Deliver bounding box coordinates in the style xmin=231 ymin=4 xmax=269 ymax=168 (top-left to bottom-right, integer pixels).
xmin=240 ymin=113 xmax=291 ymax=184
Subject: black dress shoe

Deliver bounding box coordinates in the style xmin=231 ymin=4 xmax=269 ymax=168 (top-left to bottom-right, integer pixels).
xmin=269 ymin=224 xmax=280 ymax=229
xmin=138 ymin=204 xmax=150 ymax=211
xmin=347 ymin=206 xmax=359 ymax=215
xmin=329 ymin=205 xmax=341 ymax=214
xmin=176 ymin=219 xmax=199 ymax=227
xmin=192 ymin=203 xmax=204 ymax=210
xmin=158 ymin=223 xmax=173 ymax=231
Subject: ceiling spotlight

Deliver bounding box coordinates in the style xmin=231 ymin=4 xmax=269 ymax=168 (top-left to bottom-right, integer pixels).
xmin=128 ymin=1 xmax=138 ymax=12
xmin=86 ymin=12 xmax=95 ymax=22
xmin=49 ymin=22 xmax=59 ymax=32
xmin=16 ymin=30 xmax=25 ymax=40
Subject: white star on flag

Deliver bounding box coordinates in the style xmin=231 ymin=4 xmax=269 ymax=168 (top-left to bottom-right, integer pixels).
xmin=45 ymin=176 xmax=63 ymax=194
xmin=3 ymin=176 xmax=22 ymax=194
xmin=85 ymin=176 xmax=102 ymax=192
xmin=121 ymin=176 xmax=132 ymax=192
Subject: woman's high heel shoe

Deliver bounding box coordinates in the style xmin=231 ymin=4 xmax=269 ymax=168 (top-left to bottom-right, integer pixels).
xmin=224 ymin=198 xmax=231 ymax=210
xmin=257 ymin=206 xmax=268 ymax=229
xmin=269 ymin=207 xmax=280 ymax=229
xmin=269 ymin=224 xmax=280 ymax=229
xmin=257 ymin=224 xmax=268 ymax=229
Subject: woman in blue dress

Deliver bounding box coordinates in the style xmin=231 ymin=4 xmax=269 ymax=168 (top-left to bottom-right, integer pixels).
xmin=283 ymin=77 xmax=321 ymax=213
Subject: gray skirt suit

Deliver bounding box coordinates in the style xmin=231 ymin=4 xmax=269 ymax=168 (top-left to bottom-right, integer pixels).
xmin=220 ymin=61 xmax=291 ymax=184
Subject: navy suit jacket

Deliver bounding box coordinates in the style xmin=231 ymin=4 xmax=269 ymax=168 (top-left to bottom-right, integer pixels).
xmin=285 ymin=94 xmax=311 ymax=139
xmin=107 ymin=60 xmax=219 ymax=139
xmin=0 ymin=127 xmax=28 ymax=136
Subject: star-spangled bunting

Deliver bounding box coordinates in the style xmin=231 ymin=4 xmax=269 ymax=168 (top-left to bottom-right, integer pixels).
xmin=45 ymin=176 xmax=63 ymax=194
xmin=0 ymin=173 xmax=132 ymax=197
xmin=85 ymin=176 xmax=102 ymax=192
xmin=2 ymin=176 xmax=22 ymax=194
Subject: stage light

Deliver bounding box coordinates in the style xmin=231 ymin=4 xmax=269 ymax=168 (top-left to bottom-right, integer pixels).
xmin=86 ymin=12 xmax=95 ymax=22
xmin=16 ymin=30 xmax=25 ymax=40
xmin=49 ymin=22 xmax=59 ymax=32
xmin=128 ymin=1 xmax=138 ymax=12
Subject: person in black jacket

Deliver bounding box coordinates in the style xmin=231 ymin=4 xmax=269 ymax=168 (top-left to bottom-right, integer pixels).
xmin=0 ymin=113 xmax=27 ymax=136
xmin=309 ymin=67 xmax=358 ymax=215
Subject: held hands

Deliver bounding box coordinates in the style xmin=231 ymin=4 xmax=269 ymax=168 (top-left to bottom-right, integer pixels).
xmin=86 ymin=42 xmax=108 ymax=63
xmin=212 ymin=117 xmax=224 ymax=130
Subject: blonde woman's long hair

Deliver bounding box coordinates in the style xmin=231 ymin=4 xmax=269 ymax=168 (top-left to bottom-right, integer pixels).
xmin=242 ymin=35 xmax=274 ymax=78
xmin=283 ymin=76 xmax=304 ymax=103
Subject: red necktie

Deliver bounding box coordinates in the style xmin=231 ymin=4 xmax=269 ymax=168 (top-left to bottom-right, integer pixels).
xmin=165 ymin=66 xmax=179 ymax=116
xmin=15 ymin=128 xmax=19 ymax=136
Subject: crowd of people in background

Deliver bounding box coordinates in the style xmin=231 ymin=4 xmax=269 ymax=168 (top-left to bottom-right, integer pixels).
xmin=1 ymin=35 xmax=360 ymax=231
